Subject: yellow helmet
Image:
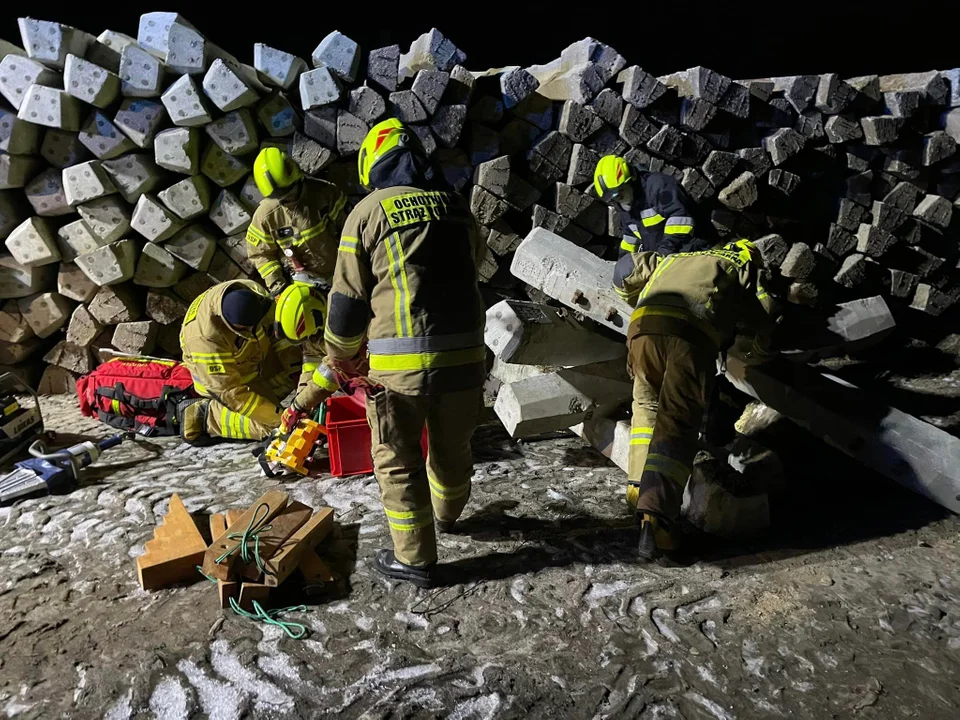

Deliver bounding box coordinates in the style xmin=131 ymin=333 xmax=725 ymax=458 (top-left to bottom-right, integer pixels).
xmin=253 ymin=147 xmax=303 ymax=198
xmin=275 ymin=282 xmax=326 ymax=343
xmin=593 ymin=155 xmax=633 ymax=200
xmin=357 ymin=118 xmax=414 ymax=190
xmin=725 ymin=239 xmax=761 ymax=264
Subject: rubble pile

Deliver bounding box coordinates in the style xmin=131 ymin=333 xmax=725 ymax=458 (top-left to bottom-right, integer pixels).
xmin=1 ymin=14 xmax=959 ymax=394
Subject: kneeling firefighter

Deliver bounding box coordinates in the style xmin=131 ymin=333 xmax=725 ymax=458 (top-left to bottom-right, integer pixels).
xmin=177 ymin=279 xmax=338 ymax=444
xmin=614 ymin=239 xmax=781 ymax=562
xmin=322 ymin=117 xmax=487 ymax=588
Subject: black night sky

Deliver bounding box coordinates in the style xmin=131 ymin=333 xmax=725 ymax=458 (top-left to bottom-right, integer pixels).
xmin=2 ymin=1 xmax=957 ymax=82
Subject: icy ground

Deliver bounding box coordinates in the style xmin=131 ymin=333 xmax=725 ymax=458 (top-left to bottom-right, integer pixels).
xmin=1 ymin=395 xmax=959 ymax=718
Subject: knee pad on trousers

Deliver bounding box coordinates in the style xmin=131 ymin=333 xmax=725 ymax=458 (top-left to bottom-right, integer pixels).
xmin=178 ymin=398 xmax=213 ymax=446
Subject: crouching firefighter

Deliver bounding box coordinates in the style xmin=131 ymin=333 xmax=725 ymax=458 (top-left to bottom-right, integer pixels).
xmin=323 ymin=117 xmax=487 ymax=588
xmin=176 ymin=280 xmax=334 ymax=444
xmin=614 ymin=239 xmax=781 ymax=562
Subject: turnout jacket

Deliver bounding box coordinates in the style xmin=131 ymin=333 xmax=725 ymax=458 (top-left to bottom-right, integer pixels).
xmin=617 ymin=171 xmax=704 ymax=257
xmin=324 ymin=185 xmax=487 ymax=395
xmin=614 ymin=246 xmax=779 ymax=353
xmin=245 ymin=178 xmax=348 ymax=293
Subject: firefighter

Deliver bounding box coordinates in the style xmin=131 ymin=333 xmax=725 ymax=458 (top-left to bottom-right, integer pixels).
xmin=594 ymin=154 xmax=709 ymax=261
xmin=176 ymin=279 xmax=333 ymax=444
xmin=615 ymin=239 xmax=780 ymax=562
xmin=322 ymin=117 xmax=486 ymax=588
xmin=246 ymin=147 xmax=348 ymax=296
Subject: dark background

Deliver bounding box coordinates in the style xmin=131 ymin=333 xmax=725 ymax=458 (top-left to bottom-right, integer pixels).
xmin=3 ymin=1 xmax=957 ymax=81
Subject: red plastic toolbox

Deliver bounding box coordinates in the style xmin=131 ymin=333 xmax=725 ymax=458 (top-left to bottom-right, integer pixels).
xmin=325 ymin=393 xmax=428 ymax=477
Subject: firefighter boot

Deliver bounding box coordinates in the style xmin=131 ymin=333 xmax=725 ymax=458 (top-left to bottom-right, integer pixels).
xmin=177 ymin=398 xmax=214 ymax=447
xmin=637 ymin=513 xmax=678 ymax=563
xmin=374 ymin=549 xmax=436 ymax=588
xmin=435 ymin=519 xmax=456 ymax=533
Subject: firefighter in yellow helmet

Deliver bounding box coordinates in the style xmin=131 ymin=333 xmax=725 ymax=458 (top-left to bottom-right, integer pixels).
xmin=322 ymin=117 xmax=486 ymax=587
xmin=176 ymin=279 xmax=340 ymax=444
xmin=246 ymin=147 xmax=348 ymax=296
xmin=614 ymin=238 xmax=781 ymax=562
xmin=595 ymin=154 xmax=708 ymax=258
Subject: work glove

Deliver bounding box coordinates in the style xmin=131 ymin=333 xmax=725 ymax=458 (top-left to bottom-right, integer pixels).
xmin=280 ymin=400 xmax=308 ymax=434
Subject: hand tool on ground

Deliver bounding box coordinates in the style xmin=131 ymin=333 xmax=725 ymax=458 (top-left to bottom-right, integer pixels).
xmin=0 ymin=372 xmax=45 ymax=469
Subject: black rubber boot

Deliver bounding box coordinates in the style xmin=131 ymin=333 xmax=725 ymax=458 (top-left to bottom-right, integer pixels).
xmin=373 ymin=549 xmax=436 ymax=588
xmin=435 ymin=520 xmax=456 ymax=534
xmin=637 ymin=513 xmax=660 ymax=562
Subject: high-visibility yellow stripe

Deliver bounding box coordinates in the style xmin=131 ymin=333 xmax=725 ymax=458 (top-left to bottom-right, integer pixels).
xmin=258 ymin=260 xmax=282 ymax=278
xmin=621 ymin=239 xmax=637 ymax=252
xmin=643 ymin=453 xmax=691 ymax=483
xmin=302 ymin=361 xmax=318 ymax=373
xmin=428 ymin=473 xmax=470 ymax=500
xmin=384 ymin=506 xmax=433 ymax=532
xmin=338 ymin=236 xmax=359 ymax=254
xmin=641 ymin=213 xmax=665 ymax=227
xmin=663 ymin=224 xmax=693 ymax=235
xmin=383 ymin=236 xmax=404 ymax=338
xmin=629 ymin=305 xmax=722 ymax=345
xmin=246 ymin=225 xmax=269 ymax=245
xmin=312 ymin=366 xmax=339 ymax=392
xmin=639 ymin=256 xmax=677 ymax=301
xmin=191 ymin=352 xmax=237 ymax=362
xmin=111 ymin=399 xmax=121 ymax=415
xmin=630 ymin=438 xmax=651 ymax=446
xmin=370 ymin=346 xmax=485 ymax=372
xmin=220 ymin=406 xmax=232 ymax=439
xmin=393 ymin=233 xmax=414 ymax=338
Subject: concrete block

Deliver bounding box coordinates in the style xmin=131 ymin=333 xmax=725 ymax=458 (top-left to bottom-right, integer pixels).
xmin=64 ymin=54 xmax=119 ymax=108
xmin=114 ymin=98 xmax=166 ymax=149
xmin=254 ymin=44 xmax=306 ymax=90
xmin=430 ymin=104 xmax=467 ymax=148
xmin=61 ymin=160 xmax=114 ymax=206
xmin=484 ymin=219 xmax=521 ymax=256
xmin=302 ymin=106 xmax=337 ymax=148
xmin=500 ymin=68 xmax=539 ymax=109
xmin=87 ymin=30 xmax=136 ymax=74
xmin=500 ymin=116 xmax=543 ymax=160
xmin=538 ymin=62 xmax=605 ymax=105
xmin=388 ymin=90 xmax=427 ymax=123
xmin=5 ymin=217 xmax=59 ymax=266
xmin=495 ymin=368 xmax=631 ymax=437
xmin=824 ymin=115 xmax=863 ymax=144
xmin=215 ymin=233 xmax=256 ymax=275
xmin=762 ymin=127 xmax=805 ymax=165
xmin=435 ymin=148 xmax=472 ymax=192
xmin=567 ymin=144 xmax=600 ymax=187
xmin=289 ymin=131 xmax=337 ymax=176
xmin=299 ymin=67 xmax=341 ymax=111
xmin=856 ymin=223 xmax=897 ymax=257
xmin=679 ymin=97 xmax=716 ymax=131
xmin=154 ymin=127 xmax=199 ymax=175
xmin=162 ymin=23 xmax=208 ymax=76
xmin=922 ymin=131 xmax=957 ymax=166
xmin=25 ymin=168 xmax=71 ymax=217
xmin=161 ymin=73 xmax=212 ymax=127
xmin=0 ymin=335 xmax=41 ymax=364
xmin=618 ymin=65 xmax=666 ymax=108
xmin=78 ymin=110 xmax=135 ymax=160
xmin=101 ymin=153 xmax=164 ymax=203
xmin=17 ymin=84 xmax=82 ymax=130
xmin=158 ymin=175 xmax=211 ymax=220
xmin=476 ymin=246 xmax=498 ymax=284
xmin=131 ymin=194 xmax=184 ymax=243
xmin=238 ymin=175 xmax=263 ymax=210
xmin=57 ymin=262 xmax=97 ymax=302
xmin=752 ymin=233 xmax=788 ymax=268
xmin=310 ymin=30 xmax=360 ymax=83
xmin=531 ymin=205 xmax=592 ymax=246
xmin=201 ymin=143 xmax=249 ymax=187
xmin=646 ymin=124 xmax=684 ymax=160
xmin=558 ymin=101 xmax=603 ymax=143
xmin=37 ymin=365 xmax=80 ymax=395
xmin=66 ymin=303 xmax=102 ymax=346
xmin=171 ymin=272 xmax=213 ymax=305
xmin=43 ymin=341 xmax=92 ymax=374
xmin=910 ymin=283 xmax=959 ymax=316
xmin=136 ymin=12 xmax=193 ymax=58
xmin=767 ymin=168 xmax=799 ymax=196
xmin=345 ymin=85 xmax=386 ymax=126
xmin=88 ymin=283 xmax=141 ymax=324
xmin=906 ymin=246 xmax=944 ymax=278
xmin=861 ymin=116 xmax=903 ymax=146
xmin=527 ymin=131 xmax=574 ymax=185
xmin=0 ymin=40 xmax=24 ymax=63
xmin=17 ymin=18 xmax=91 ymax=71
xmin=0 ymin=254 xmax=55 ymax=298
xmin=165 ymin=225 xmax=216 ymax=271
xmin=794 ymin=109 xmax=824 ymax=140
xmin=467 ymin=95 xmax=503 ymax=125
xmin=585 ymin=125 xmax=628 ymax=158
xmin=0 ymin=55 xmax=61 ymax=110
xmin=470 ymin=185 xmax=510 ymax=226
xmin=119 ymin=44 xmax=165 ymax=98
xmin=133 ymin=241 xmax=187 ymax=288
xmin=681 ymin=167 xmax=713 ymax=203
xmin=879 ymin=71 xmax=948 ymax=106
xmin=17 ymin=291 xmax=72 ymax=337
xmin=0 ymin=105 xmax=41 ymax=154
xmin=256 ymin=92 xmax=297 ymax=138
xmin=718 ymin=171 xmax=758 ymax=210
xmin=883 ymin=149 xmax=920 ymax=181
xmin=209 ymin=189 xmax=251 ymax=235
xmin=835 ymin=197 xmax=868 ymax=233
xmin=399 ymin=28 xmax=464 ymax=81
xmin=112 ymin=320 xmax=158 ymax=355
xmin=55 ymin=219 xmax=101 ymax=261
xmin=590 ymin=88 xmax=624 ymax=127
xmin=475 ymin=155 xmax=541 ymax=210
xmin=0 ymin=299 xmax=34 ymax=342
xmin=366 ymin=44 xmax=399 ymax=93
xmin=410 ymin=69 xmax=448 ymax=115
xmin=206 ymin=249 xmax=245 ymax=283
xmin=203 ymin=58 xmax=258 ymax=112
xmin=335 ymin=110 xmax=368 ymax=155
xmin=75 ymin=238 xmax=138 ymax=286
xmin=701 ymin=150 xmax=737 ymax=188
xmin=0 ymin=191 xmax=25 ymax=242
xmin=145 ymin=289 xmax=188 ymax=325
xmin=883 ymin=181 xmax=922 ymax=213
xmin=779 ymin=242 xmax=815 ymax=279
xmin=555 ymin=183 xmax=605 ymax=235
xmin=444 ymin=65 xmax=474 ymax=105
xmin=869 ymin=201 xmax=905 ymax=234
xmin=815 ymin=73 xmax=856 ymax=114
xmin=736 ymin=147 xmax=771 ymax=177
xmin=485 ymin=299 xmax=626 ymax=367
xmin=913 ymin=194 xmax=952 ymax=228
xmin=834 ymin=253 xmax=868 ymax=288
xmin=77 ymin=196 xmax=131 ymax=244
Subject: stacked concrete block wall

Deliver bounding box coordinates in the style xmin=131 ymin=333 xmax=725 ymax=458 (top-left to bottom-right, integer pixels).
xmin=0 ymin=14 xmax=959 ymax=392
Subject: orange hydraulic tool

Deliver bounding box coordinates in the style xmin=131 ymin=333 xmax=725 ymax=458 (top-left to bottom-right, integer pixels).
xmin=263 ymin=419 xmax=326 ymax=476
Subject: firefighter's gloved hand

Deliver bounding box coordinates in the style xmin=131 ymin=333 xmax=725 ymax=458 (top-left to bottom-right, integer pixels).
xmin=280 ymin=401 xmax=307 ymax=434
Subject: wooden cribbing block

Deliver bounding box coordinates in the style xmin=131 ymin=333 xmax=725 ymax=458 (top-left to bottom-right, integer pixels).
xmin=299 ymin=547 xmax=335 ymax=589
xmin=202 ymin=490 xmax=289 ymax=581
xmin=264 ymin=507 xmax=334 ymax=587
xmin=136 ymin=493 xmax=207 ymax=590
xmin=239 ymin=582 xmax=270 ymax=611
xmin=225 ymin=509 xmax=243 ymax=524
xmin=209 ymin=513 xmax=237 ymax=608
xmin=238 ymin=501 xmax=312 ymax=581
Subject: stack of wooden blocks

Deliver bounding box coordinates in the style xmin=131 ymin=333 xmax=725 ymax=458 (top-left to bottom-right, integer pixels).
xmin=135 ymin=489 xmax=334 ymax=610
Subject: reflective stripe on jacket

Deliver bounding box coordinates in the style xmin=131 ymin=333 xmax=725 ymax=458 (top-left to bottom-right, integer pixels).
xmin=323 ymin=185 xmax=487 ymax=395
xmin=618 ymin=171 xmax=699 ymax=256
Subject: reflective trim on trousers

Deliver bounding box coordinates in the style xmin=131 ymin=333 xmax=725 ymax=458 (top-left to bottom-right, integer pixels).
xmin=428 ymin=473 xmax=470 ymax=501
xmin=630 ymin=426 xmax=654 ymax=446
xmin=384 ymin=506 xmax=433 ymax=532
xmin=642 ymin=453 xmax=691 ymax=484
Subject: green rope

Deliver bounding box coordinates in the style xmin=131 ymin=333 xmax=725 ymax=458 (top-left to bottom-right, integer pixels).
xmin=196 ymin=565 xmax=218 ymax=584
xmin=214 ymin=503 xmax=273 ymax=573
xmin=228 ymin=597 xmax=308 ymax=639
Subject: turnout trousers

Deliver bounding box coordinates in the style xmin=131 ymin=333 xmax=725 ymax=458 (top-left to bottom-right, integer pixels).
xmin=365 ymin=386 xmax=483 ymax=566
xmin=626 ymin=333 xmax=715 ymax=522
